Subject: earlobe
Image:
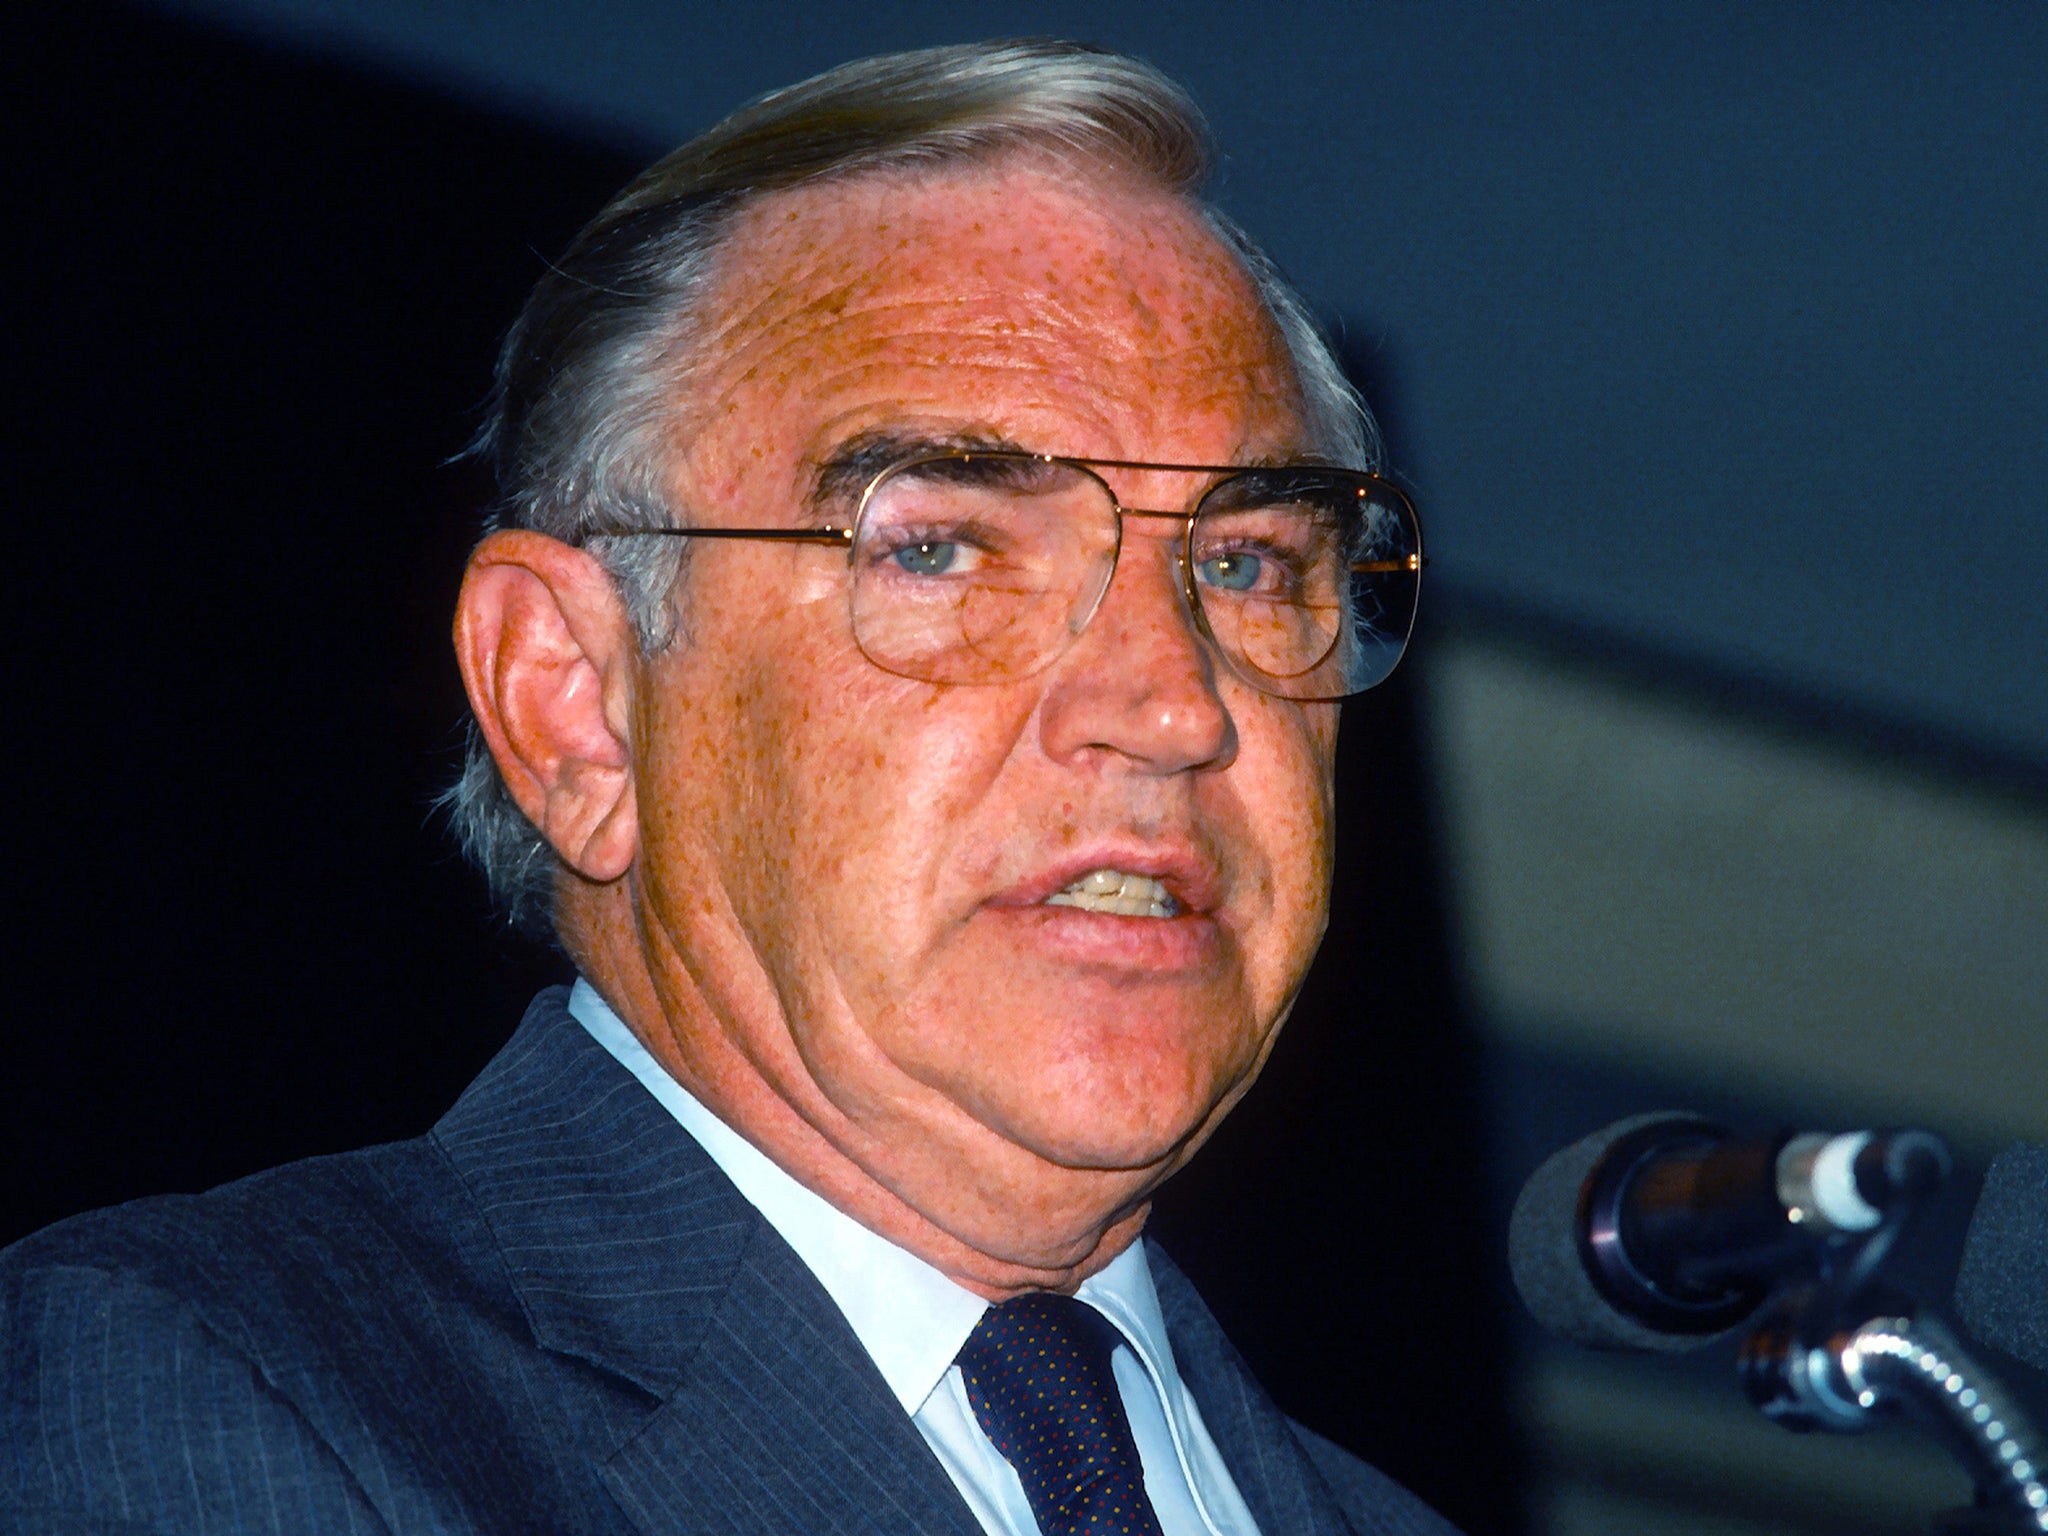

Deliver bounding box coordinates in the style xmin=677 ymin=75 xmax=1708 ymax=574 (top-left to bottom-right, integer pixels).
xmin=454 ymin=530 xmax=640 ymax=882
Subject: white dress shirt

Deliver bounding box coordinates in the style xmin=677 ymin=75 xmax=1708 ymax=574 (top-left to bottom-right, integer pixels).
xmin=569 ymin=979 xmax=1261 ymax=1536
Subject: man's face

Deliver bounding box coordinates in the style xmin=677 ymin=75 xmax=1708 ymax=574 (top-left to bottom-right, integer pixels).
xmin=624 ymin=161 xmax=1338 ymax=1262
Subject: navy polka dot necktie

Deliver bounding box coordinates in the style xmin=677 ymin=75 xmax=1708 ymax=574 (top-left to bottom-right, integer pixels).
xmin=956 ymin=1292 xmax=1166 ymax=1536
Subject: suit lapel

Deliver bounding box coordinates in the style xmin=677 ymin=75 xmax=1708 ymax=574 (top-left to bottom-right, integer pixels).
xmin=434 ymin=988 xmax=978 ymax=1536
xmin=602 ymin=1220 xmax=983 ymax=1536
xmin=1150 ymin=1246 xmax=1363 ymax=1536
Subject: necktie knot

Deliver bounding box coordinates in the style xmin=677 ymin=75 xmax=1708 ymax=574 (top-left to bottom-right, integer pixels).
xmin=957 ymin=1293 xmax=1164 ymax=1536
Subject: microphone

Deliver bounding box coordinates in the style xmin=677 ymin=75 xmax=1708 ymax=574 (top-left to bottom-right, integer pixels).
xmin=1955 ymin=1143 xmax=2048 ymax=1373
xmin=1510 ymin=1112 xmax=1951 ymax=1350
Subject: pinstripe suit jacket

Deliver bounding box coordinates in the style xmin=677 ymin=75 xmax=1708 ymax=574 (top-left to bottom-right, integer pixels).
xmin=1 ymin=987 xmax=1458 ymax=1535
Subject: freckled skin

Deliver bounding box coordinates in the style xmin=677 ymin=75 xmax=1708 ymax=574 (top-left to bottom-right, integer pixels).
xmin=558 ymin=160 xmax=1339 ymax=1298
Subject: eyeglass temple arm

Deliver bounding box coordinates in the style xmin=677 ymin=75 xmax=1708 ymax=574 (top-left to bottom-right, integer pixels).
xmin=587 ymin=529 xmax=1420 ymax=570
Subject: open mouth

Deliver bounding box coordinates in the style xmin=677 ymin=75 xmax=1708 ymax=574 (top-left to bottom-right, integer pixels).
xmin=1042 ymin=868 xmax=1181 ymax=918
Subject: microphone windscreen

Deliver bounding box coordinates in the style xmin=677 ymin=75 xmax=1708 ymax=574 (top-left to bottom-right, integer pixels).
xmin=1955 ymin=1143 xmax=2048 ymax=1373
xmin=1508 ymin=1112 xmax=1729 ymax=1352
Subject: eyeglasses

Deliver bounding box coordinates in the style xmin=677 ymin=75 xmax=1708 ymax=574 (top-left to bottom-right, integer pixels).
xmin=580 ymin=450 xmax=1422 ymax=701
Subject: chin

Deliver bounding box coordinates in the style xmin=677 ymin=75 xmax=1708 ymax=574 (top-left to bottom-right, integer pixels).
xmin=989 ymin=1061 xmax=1227 ymax=1174
xmin=878 ymin=970 xmax=1268 ymax=1171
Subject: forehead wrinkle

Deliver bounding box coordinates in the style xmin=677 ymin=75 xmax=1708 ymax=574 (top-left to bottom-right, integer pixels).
xmin=702 ymin=175 xmax=1270 ymax=354
xmin=712 ymin=293 xmax=1292 ymax=429
xmin=680 ymin=166 xmax=1306 ymax=491
xmin=716 ymin=288 xmax=1170 ymax=390
xmin=791 ymin=358 xmax=1284 ymax=441
xmin=695 ymin=271 xmax=870 ymax=372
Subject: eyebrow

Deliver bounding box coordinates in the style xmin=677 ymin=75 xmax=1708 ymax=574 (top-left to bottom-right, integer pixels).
xmin=809 ymin=430 xmax=1034 ymax=511
xmin=805 ymin=430 xmax=1333 ymax=512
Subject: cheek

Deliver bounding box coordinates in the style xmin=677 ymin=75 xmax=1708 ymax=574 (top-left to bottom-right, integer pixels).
xmin=723 ymin=659 xmax=1038 ymax=969
xmin=1230 ymin=698 xmax=1340 ymax=974
xmin=729 ymin=680 xmax=1056 ymax=1122
xmin=1294 ymin=707 xmax=1341 ymax=881
xmin=635 ymin=648 xmax=803 ymax=943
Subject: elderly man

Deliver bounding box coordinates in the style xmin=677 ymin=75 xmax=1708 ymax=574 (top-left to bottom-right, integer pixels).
xmin=1 ymin=40 xmax=1446 ymax=1536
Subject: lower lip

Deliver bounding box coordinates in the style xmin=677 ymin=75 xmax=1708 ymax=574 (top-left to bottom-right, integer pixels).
xmin=977 ymin=902 xmax=1225 ymax=972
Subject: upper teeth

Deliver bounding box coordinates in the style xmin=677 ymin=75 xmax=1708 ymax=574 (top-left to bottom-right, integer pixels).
xmin=1045 ymin=869 xmax=1180 ymax=918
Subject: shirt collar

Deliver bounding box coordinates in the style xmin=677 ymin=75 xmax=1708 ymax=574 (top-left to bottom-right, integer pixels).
xmin=567 ymin=978 xmax=1180 ymax=1420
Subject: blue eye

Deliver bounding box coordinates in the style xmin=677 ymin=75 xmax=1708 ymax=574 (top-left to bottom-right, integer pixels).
xmin=1197 ymin=551 xmax=1262 ymax=591
xmin=893 ymin=541 xmax=958 ymax=575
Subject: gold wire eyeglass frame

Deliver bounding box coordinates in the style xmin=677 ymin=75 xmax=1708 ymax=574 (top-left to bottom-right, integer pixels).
xmin=575 ymin=450 xmax=1424 ymax=700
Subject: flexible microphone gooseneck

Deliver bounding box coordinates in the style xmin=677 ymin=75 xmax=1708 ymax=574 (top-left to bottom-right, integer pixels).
xmin=1512 ymin=1114 xmax=2048 ymax=1531
xmin=1509 ymin=1112 xmax=1950 ymax=1350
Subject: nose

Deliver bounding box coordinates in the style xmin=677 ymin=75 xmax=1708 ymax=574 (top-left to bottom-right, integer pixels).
xmin=1036 ymin=524 xmax=1236 ymax=774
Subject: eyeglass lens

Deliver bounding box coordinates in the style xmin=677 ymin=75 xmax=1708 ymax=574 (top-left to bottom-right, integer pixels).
xmin=847 ymin=456 xmax=1419 ymax=700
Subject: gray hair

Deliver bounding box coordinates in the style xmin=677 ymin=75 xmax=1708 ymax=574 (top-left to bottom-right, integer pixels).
xmin=449 ymin=38 xmax=1381 ymax=934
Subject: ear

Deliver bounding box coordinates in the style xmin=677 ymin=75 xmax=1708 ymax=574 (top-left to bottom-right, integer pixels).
xmin=454 ymin=529 xmax=640 ymax=882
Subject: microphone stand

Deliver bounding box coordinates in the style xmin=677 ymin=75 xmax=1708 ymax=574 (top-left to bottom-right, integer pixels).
xmin=1735 ymin=1206 xmax=2048 ymax=1533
